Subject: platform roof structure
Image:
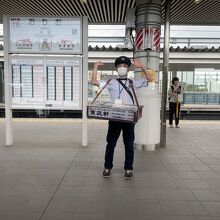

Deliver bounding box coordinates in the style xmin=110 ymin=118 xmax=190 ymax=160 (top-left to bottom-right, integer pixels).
xmin=0 ymin=0 xmax=220 ymax=25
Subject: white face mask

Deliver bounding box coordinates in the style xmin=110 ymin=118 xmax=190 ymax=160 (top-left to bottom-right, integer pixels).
xmin=117 ymin=67 xmax=128 ymax=78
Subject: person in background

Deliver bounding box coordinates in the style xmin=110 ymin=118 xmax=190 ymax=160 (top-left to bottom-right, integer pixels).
xmin=91 ymin=56 xmax=151 ymax=179
xmin=168 ymin=77 xmax=183 ymax=128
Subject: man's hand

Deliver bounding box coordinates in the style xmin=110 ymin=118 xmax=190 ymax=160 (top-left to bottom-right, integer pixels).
xmin=132 ymin=59 xmax=152 ymax=81
xmin=92 ymin=61 xmax=104 ymax=86
xmin=132 ymin=59 xmax=144 ymax=69
xmin=94 ymin=61 xmax=104 ymax=69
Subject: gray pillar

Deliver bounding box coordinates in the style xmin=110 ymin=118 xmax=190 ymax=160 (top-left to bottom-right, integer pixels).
xmin=82 ymin=16 xmax=88 ymax=147
xmin=3 ymin=15 xmax=13 ymax=145
xmin=160 ymin=0 xmax=171 ymax=148
xmin=134 ymin=0 xmax=162 ymax=151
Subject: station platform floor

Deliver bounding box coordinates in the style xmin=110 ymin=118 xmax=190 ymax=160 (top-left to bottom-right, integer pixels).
xmin=0 ymin=118 xmax=220 ymax=220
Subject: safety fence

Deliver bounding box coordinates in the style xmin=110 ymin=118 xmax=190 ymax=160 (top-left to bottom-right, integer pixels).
xmin=183 ymin=92 xmax=220 ymax=105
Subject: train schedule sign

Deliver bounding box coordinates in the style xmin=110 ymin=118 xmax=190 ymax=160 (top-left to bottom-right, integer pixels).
xmin=11 ymin=56 xmax=82 ymax=109
xmin=3 ymin=15 xmax=88 ymax=146
xmin=9 ymin=16 xmax=82 ymax=54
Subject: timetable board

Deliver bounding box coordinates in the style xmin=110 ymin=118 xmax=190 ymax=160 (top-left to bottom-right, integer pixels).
xmin=10 ymin=57 xmax=82 ymax=109
xmin=9 ymin=16 xmax=82 ymax=54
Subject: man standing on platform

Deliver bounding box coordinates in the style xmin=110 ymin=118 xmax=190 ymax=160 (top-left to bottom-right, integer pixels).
xmin=91 ymin=56 xmax=151 ymax=179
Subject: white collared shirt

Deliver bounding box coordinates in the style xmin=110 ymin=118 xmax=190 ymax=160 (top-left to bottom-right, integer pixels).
xmin=99 ymin=78 xmax=148 ymax=105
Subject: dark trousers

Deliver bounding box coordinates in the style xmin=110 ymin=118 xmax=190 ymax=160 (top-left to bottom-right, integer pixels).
xmin=169 ymin=102 xmax=181 ymax=125
xmin=104 ymin=121 xmax=135 ymax=170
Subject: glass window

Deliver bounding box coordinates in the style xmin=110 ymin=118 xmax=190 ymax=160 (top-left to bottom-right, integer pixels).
xmin=182 ymin=71 xmax=194 ymax=92
xmin=194 ymin=69 xmax=207 ymax=92
xmin=205 ymin=71 xmax=219 ymax=93
xmin=177 ymin=71 xmax=182 ymax=81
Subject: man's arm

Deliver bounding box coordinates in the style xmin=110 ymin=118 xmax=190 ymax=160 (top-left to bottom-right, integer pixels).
xmin=132 ymin=59 xmax=152 ymax=81
xmin=91 ymin=61 xmax=104 ymax=86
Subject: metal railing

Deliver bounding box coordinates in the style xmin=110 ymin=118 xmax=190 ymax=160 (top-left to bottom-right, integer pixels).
xmin=183 ymin=92 xmax=220 ymax=105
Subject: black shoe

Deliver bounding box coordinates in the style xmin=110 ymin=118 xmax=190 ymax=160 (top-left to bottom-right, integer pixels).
xmin=124 ymin=170 xmax=133 ymax=179
xmin=103 ymin=169 xmax=111 ymax=178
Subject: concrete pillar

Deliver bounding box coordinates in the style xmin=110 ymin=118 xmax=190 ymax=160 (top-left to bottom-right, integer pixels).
xmin=134 ymin=0 xmax=162 ymax=151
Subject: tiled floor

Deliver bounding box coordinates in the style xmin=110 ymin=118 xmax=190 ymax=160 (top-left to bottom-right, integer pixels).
xmin=0 ymin=119 xmax=220 ymax=220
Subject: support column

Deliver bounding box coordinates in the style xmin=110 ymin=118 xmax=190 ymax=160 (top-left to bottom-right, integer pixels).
xmin=134 ymin=0 xmax=162 ymax=151
xmin=160 ymin=0 xmax=171 ymax=148
xmin=3 ymin=15 xmax=13 ymax=146
xmin=82 ymin=16 xmax=88 ymax=147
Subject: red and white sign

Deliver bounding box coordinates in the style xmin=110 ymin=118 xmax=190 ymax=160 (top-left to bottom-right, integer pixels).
xmin=135 ymin=29 xmax=146 ymax=50
xmin=135 ymin=27 xmax=160 ymax=51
